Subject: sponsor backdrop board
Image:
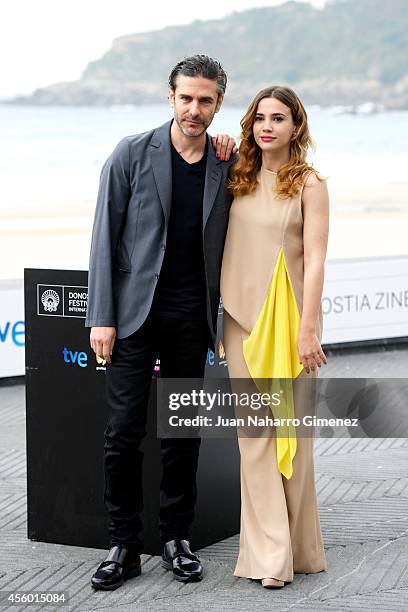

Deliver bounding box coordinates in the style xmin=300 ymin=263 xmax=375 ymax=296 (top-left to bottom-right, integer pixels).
xmin=322 ymin=255 xmax=408 ymax=344
xmin=4 ymin=255 xmax=408 ymax=378
xmin=25 ymin=268 xmax=240 ymax=553
xmin=0 ymin=280 xmax=25 ymax=378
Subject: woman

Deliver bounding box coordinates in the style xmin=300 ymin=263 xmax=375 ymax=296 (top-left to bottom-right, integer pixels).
xmin=220 ymin=86 xmax=329 ymax=588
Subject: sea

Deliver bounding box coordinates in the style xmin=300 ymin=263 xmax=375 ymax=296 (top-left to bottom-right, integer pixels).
xmin=0 ymin=104 xmax=407 ymax=278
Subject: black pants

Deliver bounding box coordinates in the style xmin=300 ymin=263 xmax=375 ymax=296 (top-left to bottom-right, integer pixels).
xmin=104 ymin=311 xmax=209 ymax=553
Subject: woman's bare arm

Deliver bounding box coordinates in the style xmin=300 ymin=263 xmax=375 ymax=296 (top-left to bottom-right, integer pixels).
xmin=298 ymin=172 xmax=330 ymax=373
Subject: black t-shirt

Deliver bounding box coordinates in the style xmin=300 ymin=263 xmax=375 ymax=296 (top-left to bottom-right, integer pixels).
xmin=152 ymin=140 xmax=208 ymax=319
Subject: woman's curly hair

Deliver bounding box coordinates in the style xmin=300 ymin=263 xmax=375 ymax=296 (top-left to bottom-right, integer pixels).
xmin=229 ymin=86 xmax=321 ymax=199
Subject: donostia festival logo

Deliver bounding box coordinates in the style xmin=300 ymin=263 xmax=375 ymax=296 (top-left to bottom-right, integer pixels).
xmin=41 ymin=289 xmax=60 ymax=313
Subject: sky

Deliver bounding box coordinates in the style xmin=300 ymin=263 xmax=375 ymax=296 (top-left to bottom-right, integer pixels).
xmin=0 ymin=0 xmax=327 ymax=99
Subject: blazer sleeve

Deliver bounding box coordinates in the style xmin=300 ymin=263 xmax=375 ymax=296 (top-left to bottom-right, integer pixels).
xmin=85 ymin=137 xmax=131 ymax=328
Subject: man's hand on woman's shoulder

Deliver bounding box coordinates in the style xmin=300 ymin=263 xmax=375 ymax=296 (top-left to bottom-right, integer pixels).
xmin=211 ymin=134 xmax=239 ymax=161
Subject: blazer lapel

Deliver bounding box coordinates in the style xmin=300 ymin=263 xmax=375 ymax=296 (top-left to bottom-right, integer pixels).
xmin=150 ymin=121 xmax=172 ymax=225
xmin=203 ymin=135 xmax=223 ymax=229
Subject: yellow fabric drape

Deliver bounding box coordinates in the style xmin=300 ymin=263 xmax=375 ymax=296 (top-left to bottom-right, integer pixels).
xmin=243 ymin=248 xmax=303 ymax=479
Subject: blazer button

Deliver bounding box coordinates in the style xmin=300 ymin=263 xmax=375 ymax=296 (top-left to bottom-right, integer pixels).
xmin=161 ymin=243 xmax=166 ymax=251
xmin=155 ymin=273 xmax=160 ymax=280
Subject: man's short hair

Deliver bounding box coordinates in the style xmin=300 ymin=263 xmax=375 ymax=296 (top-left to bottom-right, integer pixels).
xmin=168 ymin=54 xmax=227 ymax=96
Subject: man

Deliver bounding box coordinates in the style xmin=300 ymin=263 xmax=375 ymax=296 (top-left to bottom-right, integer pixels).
xmin=85 ymin=54 xmax=237 ymax=591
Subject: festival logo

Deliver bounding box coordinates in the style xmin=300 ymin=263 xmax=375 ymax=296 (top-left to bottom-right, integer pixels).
xmin=37 ymin=285 xmax=63 ymax=316
xmin=41 ymin=289 xmax=60 ymax=312
xmin=37 ymin=284 xmax=87 ymax=317
xmin=64 ymin=287 xmax=88 ymax=317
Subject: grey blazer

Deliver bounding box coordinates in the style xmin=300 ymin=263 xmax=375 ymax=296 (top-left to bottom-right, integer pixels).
xmin=85 ymin=119 xmax=236 ymax=349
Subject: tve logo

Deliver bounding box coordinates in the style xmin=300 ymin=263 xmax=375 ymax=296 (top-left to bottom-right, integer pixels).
xmin=0 ymin=320 xmax=25 ymax=347
xmin=63 ymin=347 xmax=88 ymax=368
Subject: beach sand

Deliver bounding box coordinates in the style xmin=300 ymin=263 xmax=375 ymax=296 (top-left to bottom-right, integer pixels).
xmin=1 ymin=209 xmax=407 ymax=281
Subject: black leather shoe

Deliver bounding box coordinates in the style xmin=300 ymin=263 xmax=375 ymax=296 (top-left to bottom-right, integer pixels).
xmin=91 ymin=545 xmax=141 ymax=591
xmin=161 ymin=539 xmax=203 ymax=582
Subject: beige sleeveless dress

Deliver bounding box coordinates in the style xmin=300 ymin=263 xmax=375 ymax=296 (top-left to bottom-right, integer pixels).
xmin=220 ymin=165 xmax=327 ymax=582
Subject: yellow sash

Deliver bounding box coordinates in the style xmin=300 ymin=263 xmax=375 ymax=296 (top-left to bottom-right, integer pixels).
xmin=243 ymin=248 xmax=303 ymax=479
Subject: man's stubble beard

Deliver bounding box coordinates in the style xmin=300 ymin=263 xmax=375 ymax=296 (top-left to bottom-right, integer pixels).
xmin=174 ymin=113 xmax=212 ymax=138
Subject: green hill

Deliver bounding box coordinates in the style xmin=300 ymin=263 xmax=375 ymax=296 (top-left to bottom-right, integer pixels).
xmin=8 ymin=0 xmax=408 ymax=110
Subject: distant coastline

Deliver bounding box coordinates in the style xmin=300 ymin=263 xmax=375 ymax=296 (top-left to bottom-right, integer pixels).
xmin=2 ymin=0 xmax=407 ymax=112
